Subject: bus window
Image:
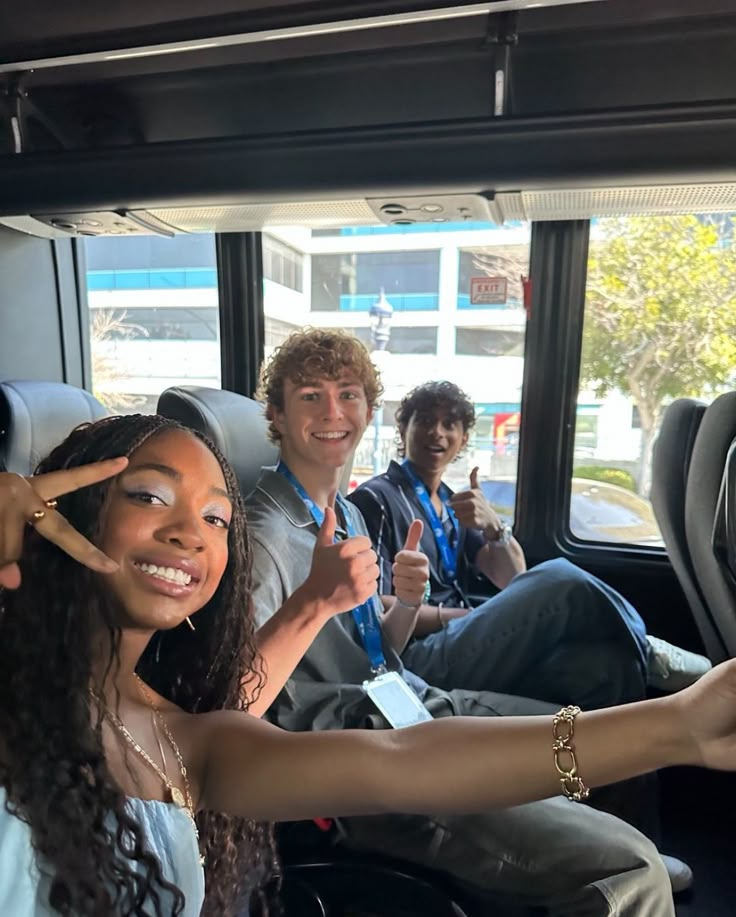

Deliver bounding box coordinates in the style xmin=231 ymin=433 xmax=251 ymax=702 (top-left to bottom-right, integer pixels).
xmin=573 ymin=212 xmax=736 ymax=546
xmin=84 ymin=233 xmax=220 ymax=414
xmin=261 ymin=222 xmax=531 ymax=514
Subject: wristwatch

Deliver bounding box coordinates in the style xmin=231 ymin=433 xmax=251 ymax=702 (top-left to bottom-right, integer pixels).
xmin=487 ymin=522 xmax=513 ymax=546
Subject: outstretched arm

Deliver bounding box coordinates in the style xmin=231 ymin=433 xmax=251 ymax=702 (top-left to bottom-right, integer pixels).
xmin=199 ymin=660 xmax=736 ymax=822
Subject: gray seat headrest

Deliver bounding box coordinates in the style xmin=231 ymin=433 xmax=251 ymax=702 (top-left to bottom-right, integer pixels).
xmin=157 ymin=385 xmax=278 ymax=499
xmin=0 ymin=380 xmax=107 ymax=476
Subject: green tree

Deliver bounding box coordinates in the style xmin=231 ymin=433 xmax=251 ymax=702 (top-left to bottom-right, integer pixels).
xmin=583 ymin=214 xmax=736 ymax=494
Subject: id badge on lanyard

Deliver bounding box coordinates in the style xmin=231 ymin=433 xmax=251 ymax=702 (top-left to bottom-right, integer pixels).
xmin=363 ymin=671 xmax=433 ymax=728
xmin=276 ymin=461 xmax=387 ymax=674
xmin=276 ymin=462 xmax=433 ymax=726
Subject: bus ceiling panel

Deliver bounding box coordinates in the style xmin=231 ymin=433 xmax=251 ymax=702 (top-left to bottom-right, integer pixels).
xmin=0 ymin=0 xmax=726 ymax=76
xmin=4 ymin=193 xmax=497 ymax=237
xmin=2 ymin=104 xmax=736 ymax=214
xmin=7 ymin=23 xmax=482 ymax=90
xmin=144 ymin=184 xmax=736 ymax=226
xmin=4 ymin=18 xmax=736 ymax=154
xmin=0 ymin=1 xmax=605 ymax=76
xmin=10 ymin=181 xmax=736 ymax=239
xmin=0 ymin=17 xmax=487 ymax=88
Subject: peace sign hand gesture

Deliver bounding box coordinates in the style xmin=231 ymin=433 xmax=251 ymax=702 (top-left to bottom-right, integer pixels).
xmin=0 ymin=457 xmax=128 ymax=590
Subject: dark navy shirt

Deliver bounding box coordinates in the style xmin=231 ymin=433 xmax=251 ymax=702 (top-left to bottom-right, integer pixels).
xmin=349 ymin=460 xmax=488 ymax=608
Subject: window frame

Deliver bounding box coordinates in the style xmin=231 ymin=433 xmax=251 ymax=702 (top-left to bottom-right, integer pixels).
xmin=515 ymin=220 xmax=669 ymax=567
xmin=217 ymin=232 xmax=265 ymax=397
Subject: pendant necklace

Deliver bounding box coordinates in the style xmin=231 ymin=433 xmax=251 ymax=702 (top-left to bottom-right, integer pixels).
xmin=92 ymin=678 xmax=204 ymax=865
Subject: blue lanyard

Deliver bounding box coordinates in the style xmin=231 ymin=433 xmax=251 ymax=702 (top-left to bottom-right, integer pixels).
xmin=401 ymin=459 xmax=459 ymax=582
xmin=276 ymin=461 xmax=387 ymax=674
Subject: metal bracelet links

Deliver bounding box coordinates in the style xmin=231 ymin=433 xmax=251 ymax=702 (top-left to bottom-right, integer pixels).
xmin=552 ymin=705 xmax=591 ymax=802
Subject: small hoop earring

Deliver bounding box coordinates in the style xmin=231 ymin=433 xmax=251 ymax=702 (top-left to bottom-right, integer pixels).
xmin=185 ymin=616 xmax=196 ymax=632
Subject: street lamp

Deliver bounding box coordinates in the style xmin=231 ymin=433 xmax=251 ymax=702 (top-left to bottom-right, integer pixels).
xmin=369 ymin=289 xmax=393 ymax=475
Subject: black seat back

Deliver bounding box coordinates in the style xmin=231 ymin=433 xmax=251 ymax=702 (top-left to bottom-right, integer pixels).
xmin=156 ymin=385 xmax=278 ymax=498
xmin=713 ymin=439 xmax=736 ymax=599
xmin=651 ymin=398 xmax=725 ymax=662
xmin=686 ymin=391 xmax=736 ymax=658
xmin=0 ymin=380 xmax=107 ymax=476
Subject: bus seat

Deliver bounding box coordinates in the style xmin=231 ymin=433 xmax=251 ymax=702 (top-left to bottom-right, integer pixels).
xmin=651 ymin=398 xmax=726 ymax=663
xmin=156 ymin=385 xmax=278 ymax=498
xmin=686 ymin=391 xmax=736 ymax=658
xmin=713 ymin=439 xmax=736 ymax=622
xmin=0 ymin=380 xmax=106 ymax=476
xmin=270 ymin=820 xmax=473 ymax=917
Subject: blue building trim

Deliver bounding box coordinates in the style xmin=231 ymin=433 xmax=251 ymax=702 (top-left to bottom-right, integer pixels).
xmin=87 ymin=268 xmax=218 ymax=291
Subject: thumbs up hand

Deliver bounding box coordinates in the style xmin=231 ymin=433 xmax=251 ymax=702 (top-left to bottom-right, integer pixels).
xmin=392 ymin=518 xmax=430 ymax=607
xmin=303 ymin=505 xmax=379 ymax=618
xmin=315 ymin=503 xmax=337 ymax=548
xmin=449 ymin=466 xmax=502 ymax=534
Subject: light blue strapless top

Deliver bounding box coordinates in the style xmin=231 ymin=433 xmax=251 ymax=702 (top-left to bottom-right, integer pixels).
xmin=0 ymin=787 xmax=205 ymax=916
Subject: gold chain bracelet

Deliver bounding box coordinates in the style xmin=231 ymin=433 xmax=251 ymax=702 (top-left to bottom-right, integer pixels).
xmin=552 ymin=705 xmax=590 ymax=802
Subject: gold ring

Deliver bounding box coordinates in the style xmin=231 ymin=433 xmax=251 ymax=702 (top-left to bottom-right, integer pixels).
xmin=45 ymin=499 xmax=58 ymax=509
xmin=30 ymin=509 xmax=46 ymax=525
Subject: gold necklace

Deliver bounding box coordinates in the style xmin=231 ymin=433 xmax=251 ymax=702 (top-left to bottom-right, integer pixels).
xmin=93 ymin=681 xmax=203 ymax=864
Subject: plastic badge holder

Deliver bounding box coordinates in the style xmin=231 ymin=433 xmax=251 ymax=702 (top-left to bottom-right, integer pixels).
xmin=363 ymin=671 xmax=433 ymax=728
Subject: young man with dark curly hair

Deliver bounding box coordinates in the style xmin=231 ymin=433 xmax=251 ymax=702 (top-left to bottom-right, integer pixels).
xmin=350 ymin=380 xmax=711 ymax=704
xmin=245 ymin=328 xmax=694 ymax=913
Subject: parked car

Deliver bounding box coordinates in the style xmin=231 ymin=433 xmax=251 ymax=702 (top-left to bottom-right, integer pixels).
xmin=480 ymin=478 xmax=664 ymax=546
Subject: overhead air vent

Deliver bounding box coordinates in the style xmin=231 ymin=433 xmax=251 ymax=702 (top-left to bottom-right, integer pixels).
xmin=0 ymin=210 xmax=178 ymax=238
xmin=366 ymin=194 xmax=496 ymax=226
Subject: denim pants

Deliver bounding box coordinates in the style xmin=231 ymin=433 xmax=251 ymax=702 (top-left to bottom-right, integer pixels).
xmin=402 ymin=558 xmax=649 ymax=711
xmin=339 ymin=689 xmax=673 ymax=917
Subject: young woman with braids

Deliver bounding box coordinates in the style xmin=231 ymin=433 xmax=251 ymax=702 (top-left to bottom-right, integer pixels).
xmin=2 ymin=412 xmax=736 ymax=917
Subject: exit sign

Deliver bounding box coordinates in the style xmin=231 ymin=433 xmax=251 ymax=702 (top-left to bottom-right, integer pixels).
xmin=470 ymin=276 xmax=507 ymax=305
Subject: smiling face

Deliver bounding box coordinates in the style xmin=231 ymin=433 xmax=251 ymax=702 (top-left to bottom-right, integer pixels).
xmin=96 ymin=428 xmax=232 ymax=632
xmin=402 ymin=405 xmax=469 ymax=479
xmin=269 ymin=375 xmax=373 ymax=475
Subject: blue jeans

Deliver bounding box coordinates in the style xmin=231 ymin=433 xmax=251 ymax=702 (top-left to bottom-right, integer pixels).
xmin=402 ymin=559 xmax=649 ymax=711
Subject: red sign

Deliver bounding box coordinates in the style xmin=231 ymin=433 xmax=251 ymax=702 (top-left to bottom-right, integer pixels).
xmin=493 ymin=412 xmax=521 ymax=455
xmin=470 ymin=276 xmax=507 ymax=305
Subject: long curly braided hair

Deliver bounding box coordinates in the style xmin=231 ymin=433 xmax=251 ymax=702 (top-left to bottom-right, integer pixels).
xmin=0 ymin=414 xmax=277 ymax=916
